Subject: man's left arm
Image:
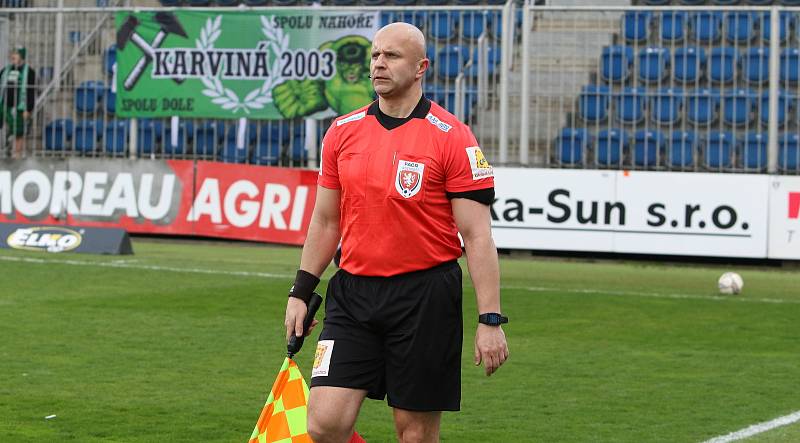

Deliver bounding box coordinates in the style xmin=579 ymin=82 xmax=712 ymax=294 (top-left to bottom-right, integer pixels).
xmin=452 ymin=197 xmax=509 ymax=376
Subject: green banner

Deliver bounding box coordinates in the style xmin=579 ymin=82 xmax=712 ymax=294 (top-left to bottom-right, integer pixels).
xmin=115 ymin=10 xmax=377 ymax=120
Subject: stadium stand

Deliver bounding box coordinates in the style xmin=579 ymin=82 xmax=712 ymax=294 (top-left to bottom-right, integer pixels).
xmin=554 ymin=1 xmax=800 ymax=173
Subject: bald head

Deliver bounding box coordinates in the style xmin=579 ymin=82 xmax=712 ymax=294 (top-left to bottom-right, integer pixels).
xmin=374 ymin=22 xmax=426 ymax=61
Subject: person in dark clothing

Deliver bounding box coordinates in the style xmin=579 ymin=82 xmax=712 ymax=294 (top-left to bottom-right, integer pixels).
xmin=0 ymin=47 xmax=36 ymax=158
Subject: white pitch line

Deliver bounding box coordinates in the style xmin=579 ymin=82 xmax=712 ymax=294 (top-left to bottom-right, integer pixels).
xmin=505 ymin=285 xmax=800 ymax=305
xmin=1 ymin=255 xmax=799 ymax=305
xmin=702 ymin=410 xmax=800 ymax=443
xmin=0 ymin=255 xmax=292 ymax=279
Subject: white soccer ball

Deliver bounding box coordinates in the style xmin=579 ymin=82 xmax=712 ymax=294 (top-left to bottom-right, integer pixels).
xmin=718 ymin=272 xmax=744 ymax=295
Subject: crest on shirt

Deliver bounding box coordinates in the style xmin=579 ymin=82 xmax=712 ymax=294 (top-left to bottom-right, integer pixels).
xmin=465 ymin=146 xmax=493 ymax=180
xmin=395 ymin=160 xmax=426 ymax=199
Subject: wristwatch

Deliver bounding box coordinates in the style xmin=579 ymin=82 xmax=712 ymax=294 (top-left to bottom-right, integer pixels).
xmin=478 ymin=313 xmax=508 ymax=326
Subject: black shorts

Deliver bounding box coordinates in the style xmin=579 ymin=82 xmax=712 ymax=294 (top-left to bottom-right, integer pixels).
xmin=309 ymin=260 xmax=463 ymax=411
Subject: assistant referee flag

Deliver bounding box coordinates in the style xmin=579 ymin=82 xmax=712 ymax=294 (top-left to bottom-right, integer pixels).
xmin=248 ymin=358 xmax=366 ymax=443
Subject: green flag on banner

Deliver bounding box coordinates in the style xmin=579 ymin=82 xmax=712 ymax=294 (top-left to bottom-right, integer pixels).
xmin=115 ymin=10 xmax=378 ymax=120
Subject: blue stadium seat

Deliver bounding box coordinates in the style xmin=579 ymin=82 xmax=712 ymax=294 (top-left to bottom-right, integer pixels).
xmin=105 ymin=90 xmax=116 ymax=114
xmin=216 ymin=0 xmax=238 ymax=4
xmin=137 ymin=119 xmax=162 ymax=155
xmin=758 ymin=90 xmax=793 ymax=127
xmin=713 ymin=0 xmax=742 ymax=4
xmin=668 ymin=130 xmax=695 ymax=168
xmin=461 ymin=12 xmax=488 ymax=40
xmin=660 ymin=11 xmax=688 ymax=42
xmin=225 ymin=121 xmax=257 ymax=145
xmin=643 ymin=0 xmax=670 ymax=4
xmin=220 ymin=143 xmax=250 ymax=164
xmin=456 ymin=0 xmax=481 ymax=4
xmin=780 ymin=133 xmax=800 ymax=171
xmin=687 ymin=88 xmax=720 ymax=125
xmin=556 ymin=128 xmax=589 ymax=165
xmin=722 ymin=88 xmax=755 ymax=126
xmin=193 ymin=121 xmax=225 ymax=157
xmin=633 ymin=130 xmax=664 ymax=168
xmin=44 ymin=119 xmax=74 ymax=151
xmin=159 ymin=0 xmax=182 ymax=5
xmin=691 ymin=11 xmax=723 ymax=43
xmin=103 ymin=45 xmax=116 ymax=76
xmin=725 ymin=12 xmax=757 ymax=43
xmin=487 ymin=11 xmax=517 ymax=40
xmin=650 ymin=87 xmax=683 ymax=125
xmin=780 ymin=0 xmax=800 ymax=5
xmin=244 ymin=0 xmax=270 ymax=5
xmin=104 ymin=120 xmax=128 ymax=156
xmin=75 ymin=80 xmax=105 ymax=113
xmin=220 ymin=121 xmax=258 ymax=163
xmin=761 ymin=12 xmax=795 ymax=43
xmin=253 ymin=122 xmax=289 ymax=166
xmin=164 ymin=123 xmax=191 ymax=156
xmin=467 ymin=45 xmax=501 ymax=78
xmin=601 ymin=45 xmax=633 ymax=83
xmin=741 ymin=132 xmax=767 ymax=170
xmin=703 ymin=131 xmax=735 ymax=169
xmin=289 ymin=135 xmax=307 ymax=163
xmin=437 ymin=45 xmax=469 ymax=79
xmin=617 ymin=87 xmax=647 ymax=124
xmin=680 ymin=0 xmax=705 ymax=4
xmin=428 ymin=12 xmax=459 ymax=41
xmin=673 ymin=46 xmax=705 ymax=83
xmin=742 ymin=47 xmax=770 ymax=84
xmin=595 ymin=129 xmax=628 ymax=167
xmin=186 ymin=0 xmax=210 ymax=5
xmin=75 ymin=120 xmax=100 ymax=154
xmin=578 ymin=85 xmax=611 ymax=122
xmin=780 ymin=48 xmax=800 ymax=83
xmin=623 ymin=11 xmax=652 ymax=43
xmin=709 ymin=47 xmax=738 ymax=83
xmin=638 ymin=47 xmax=670 ymax=83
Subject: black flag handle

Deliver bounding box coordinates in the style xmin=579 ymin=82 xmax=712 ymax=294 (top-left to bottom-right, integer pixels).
xmin=287 ymin=292 xmax=323 ymax=358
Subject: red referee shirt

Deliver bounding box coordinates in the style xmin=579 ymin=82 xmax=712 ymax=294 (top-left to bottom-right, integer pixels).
xmin=318 ymin=96 xmax=494 ymax=277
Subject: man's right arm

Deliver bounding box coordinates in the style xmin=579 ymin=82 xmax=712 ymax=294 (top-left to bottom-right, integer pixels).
xmin=284 ymin=185 xmax=341 ymax=339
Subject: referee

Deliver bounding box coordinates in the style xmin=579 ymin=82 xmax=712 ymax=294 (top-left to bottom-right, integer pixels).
xmin=285 ymin=22 xmax=508 ymax=443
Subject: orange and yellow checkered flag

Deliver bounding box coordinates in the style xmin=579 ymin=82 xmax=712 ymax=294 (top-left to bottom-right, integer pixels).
xmin=248 ymin=357 xmax=366 ymax=443
xmin=249 ymin=357 xmax=313 ymax=443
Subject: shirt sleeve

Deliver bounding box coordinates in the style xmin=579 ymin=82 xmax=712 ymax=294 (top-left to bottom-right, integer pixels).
xmin=317 ymin=123 xmax=341 ymax=190
xmin=443 ymin=124 xmax=495 ymax=193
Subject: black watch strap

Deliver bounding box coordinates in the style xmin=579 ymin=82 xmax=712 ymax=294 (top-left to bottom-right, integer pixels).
xmin=478 ymin=313 xmax=508 ymax=326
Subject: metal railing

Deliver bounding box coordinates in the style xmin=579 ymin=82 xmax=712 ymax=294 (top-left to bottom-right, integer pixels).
xmin=517 ymin=4 xmax=800 ymax=174
xmin=0 ymin=3 xmax=511 ymax=168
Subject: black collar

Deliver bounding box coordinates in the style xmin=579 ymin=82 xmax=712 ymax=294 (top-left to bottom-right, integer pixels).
xmin=367 ymin=95 xmax=431 ymax=130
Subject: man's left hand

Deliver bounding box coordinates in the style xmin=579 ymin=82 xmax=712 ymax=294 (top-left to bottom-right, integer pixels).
xmin=474 ymin=324 xmax=509 ymax=376
xmin=22 ymin=111 xmax=29 ymax=119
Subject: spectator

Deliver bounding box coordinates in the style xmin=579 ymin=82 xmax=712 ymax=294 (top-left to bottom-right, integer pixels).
xmin=0 ymin=47 xmax=36 ymax=159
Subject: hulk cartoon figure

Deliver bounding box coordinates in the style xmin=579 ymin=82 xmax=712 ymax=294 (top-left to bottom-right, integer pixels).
xmin=272 ymin=35 xmax=374 ymax=118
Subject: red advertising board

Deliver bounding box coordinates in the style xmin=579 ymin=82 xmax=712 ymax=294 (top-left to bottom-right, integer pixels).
xmin=0 ymin=159 xmax=318 ymax=245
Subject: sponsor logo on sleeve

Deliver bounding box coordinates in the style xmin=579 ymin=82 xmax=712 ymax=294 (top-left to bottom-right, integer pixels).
xmin=336 ymin=111 xmax=366 ymax=126
xmin=465 ymin=146 xmax=493 ymax=180
xmin=312 ymin=340 xmax=334 ymax=378
xmin=425 ymin=113 xmax=452 ymax=133
xmin=395 ymin=160 xmax=425 ymax=198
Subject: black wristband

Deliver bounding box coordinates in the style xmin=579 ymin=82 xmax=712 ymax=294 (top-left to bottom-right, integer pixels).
xmin=288 ymin=269 xmax=320 ymax=304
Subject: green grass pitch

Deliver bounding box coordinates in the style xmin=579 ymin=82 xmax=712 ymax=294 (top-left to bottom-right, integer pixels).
xmin=1 ymin=239 xmax=799 ymax=442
